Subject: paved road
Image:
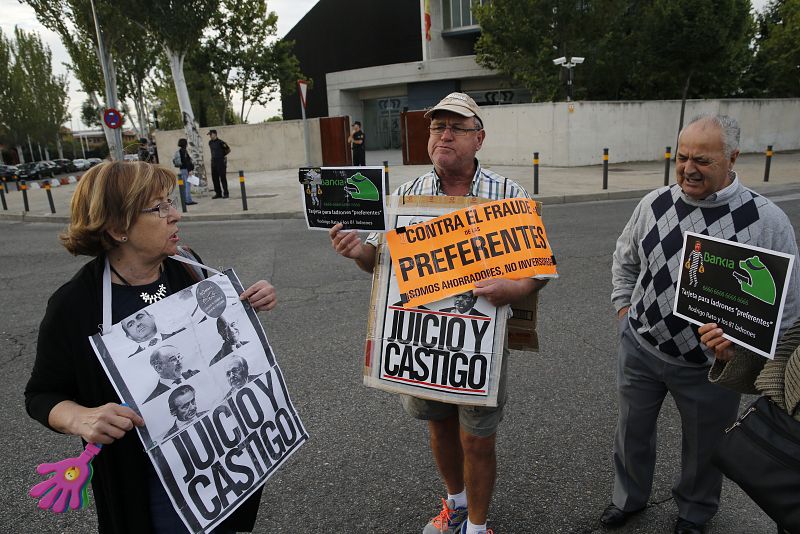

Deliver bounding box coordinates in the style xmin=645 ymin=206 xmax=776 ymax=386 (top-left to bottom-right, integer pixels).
xmin=2 ymin=186 xmax=799 ymax=533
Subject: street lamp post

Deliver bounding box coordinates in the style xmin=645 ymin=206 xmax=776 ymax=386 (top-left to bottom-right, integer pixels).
xmin=552 ymin=56 xmax=585 ymax=101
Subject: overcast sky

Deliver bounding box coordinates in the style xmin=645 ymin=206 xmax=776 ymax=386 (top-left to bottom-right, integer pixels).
xmin=0 ymin=0 xmax=769 ymax=130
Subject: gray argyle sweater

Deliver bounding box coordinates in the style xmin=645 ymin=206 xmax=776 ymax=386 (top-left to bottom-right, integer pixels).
xmin=612 ymin=174 xmax=800 ymax=366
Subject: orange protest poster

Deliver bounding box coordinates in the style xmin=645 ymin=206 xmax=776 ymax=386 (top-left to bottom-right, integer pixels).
xmin=384 ymin=198 xmax=558 ymax=308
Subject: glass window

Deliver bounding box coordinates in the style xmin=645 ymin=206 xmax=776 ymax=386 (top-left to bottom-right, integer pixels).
xmin=443 ymin=0 xmax=486 ymax=30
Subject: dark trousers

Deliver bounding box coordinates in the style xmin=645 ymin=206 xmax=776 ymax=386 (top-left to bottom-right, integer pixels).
xmin=611 ymin=318 xmax=741 ymax=524
xmin=353 ymin=148 xmax=365 ymax=166
xmin=211 ymin=158 xmax=228 ymax=196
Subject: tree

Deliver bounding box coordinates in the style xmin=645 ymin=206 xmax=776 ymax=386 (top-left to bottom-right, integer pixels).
xmin=746 ymin=0 xmax=800 ymax=97
xmin=203 ymin=0 xmax=302 ymax=124
xmin=129 ymin=0 xmax=216 ymax=181
xmin=0 ymin=28 xmax=68 ymax=163
xmin=474 ymin=0 xmax=754 ymax=102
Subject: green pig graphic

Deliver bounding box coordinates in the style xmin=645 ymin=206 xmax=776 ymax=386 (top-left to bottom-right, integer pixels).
xmin=732 ymin=255 xmax=776 ymax=305
xmin=344 ymin=172 xmax=380 ymax=201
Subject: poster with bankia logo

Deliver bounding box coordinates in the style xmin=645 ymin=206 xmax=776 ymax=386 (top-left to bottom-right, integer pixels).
xmin=299 ymin=166 xmax=387 ymax=231
xmin=673 ymin=231 xmax=795 ymax=358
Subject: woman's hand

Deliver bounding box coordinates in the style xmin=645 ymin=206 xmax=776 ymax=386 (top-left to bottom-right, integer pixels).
xmin=698 ymin=323 xmax=735 ymax=362
xmin=50 ymin=401 xmax=144 ymax=445
xmin=240 ymin=280 xmax=277 ymax=312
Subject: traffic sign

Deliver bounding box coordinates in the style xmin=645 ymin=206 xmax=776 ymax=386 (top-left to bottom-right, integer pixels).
xmin=103 ymin=108 xmax=123 ymax=129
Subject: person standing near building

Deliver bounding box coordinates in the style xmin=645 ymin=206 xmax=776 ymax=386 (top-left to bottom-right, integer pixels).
xmin=330 ymin=93 xmax=546 ymax=534
xmin=348 ymin=121 xmax=366 ymax=166
xmin=208 ymin=129 xmax=231 ymax=199
xmin=601 ymin=114 xmax=800 ymax=534
xmin=175 ymin=138 xmax=197 ymax=205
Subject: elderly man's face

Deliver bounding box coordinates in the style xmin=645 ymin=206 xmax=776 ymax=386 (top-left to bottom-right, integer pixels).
xmin=157 ymin=347 xmax=183 ymax=379
xmin=454 ymin=292 xmax=477 ymax=314
xmin=122 ymin=311 xmax=157 ymax=343
xmin=220 ymin=319 xmax=240 ymax=344
xmin=427 ymin=111 xmax=484 ymax=174
xmin=676 ymin=122 xmax=738 ymax=200
xmin=173 ymin=391 xmax=197 ymax=422
xmin=226 ymin=359 xmax=249 ymax=389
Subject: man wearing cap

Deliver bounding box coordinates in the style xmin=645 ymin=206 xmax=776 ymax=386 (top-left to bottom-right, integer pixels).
xmin=329 ymin=92 xmax=547 ymax=534
xmin=348 ymin=121 xmax=366 ymax=166
xmin=207 ymin=129 xmax=231 ymax=199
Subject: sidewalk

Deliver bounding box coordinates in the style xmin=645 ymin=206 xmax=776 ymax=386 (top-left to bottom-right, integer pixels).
xmin=1 ymin=150 xmax=798 ymax=223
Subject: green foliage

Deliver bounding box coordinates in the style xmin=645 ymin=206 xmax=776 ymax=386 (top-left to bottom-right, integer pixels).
xmin=81 ymin=99 xmax=102 ymax=127
xmin=475 ymin=0 xmax=755 ymax=101
xmin=148 ymin=48 xmax=234 ymax=129
xmin=745 ymin=0 xmax=800 ymax=96
xmin=0 ymin=27 xmax=69 ymax=150
xmin=205 ymin=0 xmax=304 ymax=123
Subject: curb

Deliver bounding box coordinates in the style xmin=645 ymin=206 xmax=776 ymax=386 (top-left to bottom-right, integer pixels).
xmin=1 ymin=184 xmax=796 ymax=223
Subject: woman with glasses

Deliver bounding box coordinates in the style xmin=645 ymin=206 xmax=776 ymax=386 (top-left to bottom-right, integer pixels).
xmin=25 ymin=161 xmax=276 ymax=533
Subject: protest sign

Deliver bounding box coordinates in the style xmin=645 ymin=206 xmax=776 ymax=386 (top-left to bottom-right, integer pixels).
xmin=384 ymin=197 xmax=558 ymax=308
xmin=364 ymin=195 xmax=548 ymax=405
xmin=89 ymin=271 xmax=308 ymax=533
xmin=299 ymin=166 xmax=388 ymax=231
xmin=673 ymin=231 xmax=795 ymax=358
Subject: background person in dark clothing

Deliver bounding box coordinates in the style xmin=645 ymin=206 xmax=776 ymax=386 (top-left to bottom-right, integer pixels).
xmin=207 ymin=129 xmax=231 ymax=198
xmin=175 ymin=139 xmax=196 ymax=205
xmin=348 ymin=121 xmax=366 ymax=166
xmin=137 ymin=138 xmax=151 ymax=162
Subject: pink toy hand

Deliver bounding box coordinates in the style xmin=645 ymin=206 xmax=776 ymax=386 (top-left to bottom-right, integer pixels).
xmin=29 ymin=443 xmax=102 ymax=513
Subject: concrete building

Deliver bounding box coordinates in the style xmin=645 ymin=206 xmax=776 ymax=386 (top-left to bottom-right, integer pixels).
xmin=280 ymin=0 xmax=528 ymax=150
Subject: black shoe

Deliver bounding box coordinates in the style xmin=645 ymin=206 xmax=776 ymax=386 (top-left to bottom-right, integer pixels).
xmin=211 ymin=194 xmax=222 ymax=199
xmin=600 ymin=504 xmax=644 ymax=528
xmin=222 ymin=193 xmax=229 ymax=198
xmin=185 ymin=200 xmax=198 ymax=205
xmin=674 ymin=518 xmax=706 ymax=534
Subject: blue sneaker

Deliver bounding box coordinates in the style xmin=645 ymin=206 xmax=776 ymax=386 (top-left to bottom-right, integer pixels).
xmin=422 ymin=498 xmax=468 ymax=534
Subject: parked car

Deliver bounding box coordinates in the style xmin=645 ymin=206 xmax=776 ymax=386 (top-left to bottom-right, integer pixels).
xmin=14 ymin=162 xmax=41 ymax=181
xmin=0 ymin=164 xmax=18 ymax=181
xmin=72 ymin=158 xmax=90 ymax=171
xmin=123 ymin=154 xmax=139 ymax=162
xmin=35 ymin=161 xmax=57 ymax=177
xmin=52 ymin=158 xmax=77 ymax=173
xmin=86 ymin=157 xmax=102 ymax=168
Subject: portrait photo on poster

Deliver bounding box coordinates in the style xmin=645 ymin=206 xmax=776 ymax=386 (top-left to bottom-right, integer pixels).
xmin=89 ymin=269 xmax=307 ymax=534
xmin=368 ymin=212 xmax=507 ymax=407
xmin=299 ymin=166 xmax=388 ymax=231
xmin=673 ymin=231 xmax=795 ymax=358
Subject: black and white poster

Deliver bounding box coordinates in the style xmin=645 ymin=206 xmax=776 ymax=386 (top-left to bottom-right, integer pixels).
xmin=673 ymin=231 xmax=795 ymax=358
xmin=89 ymin=271 xmax=308 ymax=533
xmin=365 ymin=200 xmax=507 ymax=406
xmin=299 ymin=166 xmax=388 ymax=231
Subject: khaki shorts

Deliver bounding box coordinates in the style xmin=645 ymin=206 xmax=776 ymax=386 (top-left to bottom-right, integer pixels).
xmin=400 ymin=346 xmax=510 ymax=437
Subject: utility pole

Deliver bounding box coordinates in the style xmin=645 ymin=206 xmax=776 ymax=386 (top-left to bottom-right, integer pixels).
xmin=90 ymin=0 xmax=123 ymax=161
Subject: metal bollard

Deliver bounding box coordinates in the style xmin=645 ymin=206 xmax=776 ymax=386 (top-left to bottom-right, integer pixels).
xmin=44 ymin=181 xmax=56 ymax=214
xmin=533 ymin=152 xmax=539 ymax=195
xmin=602 ymin=148 xmax=609 ymax=190
xmin=0 ymin=180 xmax=6 ymax=210
xmin=763 ymin=145 xmax=773 ymax=182
xmin=177 ymin=175 xmax=187 ymax=213
xmin=239 ymin=170 xmax=248 ymax=211
xmin=663 ymin=146 xmax=671 ymax=186
xmin=21 ymin=180 xmax=30 ymax=212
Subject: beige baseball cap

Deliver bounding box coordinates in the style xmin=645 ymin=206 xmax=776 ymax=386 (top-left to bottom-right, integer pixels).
xmin=424 ymin=92 xmax=483 ymax=124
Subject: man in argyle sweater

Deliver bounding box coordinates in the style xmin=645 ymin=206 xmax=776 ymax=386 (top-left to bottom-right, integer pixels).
xmin=600 ymin=115 xmax=800 ymax=534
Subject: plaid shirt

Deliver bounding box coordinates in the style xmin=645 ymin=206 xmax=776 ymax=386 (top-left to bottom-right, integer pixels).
xmin=366 ymin=161 xmax=529 ymax=247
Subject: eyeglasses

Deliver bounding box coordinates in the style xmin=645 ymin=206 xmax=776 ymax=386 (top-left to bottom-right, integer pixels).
xmin=141 ymin=196 xmax=177 ymax=218
xmin=428 ymin=125 xmax=483 ymax=137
